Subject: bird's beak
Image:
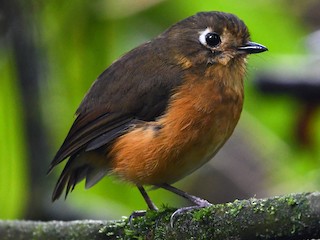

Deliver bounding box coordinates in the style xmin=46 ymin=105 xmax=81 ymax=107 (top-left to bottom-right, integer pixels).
xmin=238 ymin=41 xmax=268 ymax=54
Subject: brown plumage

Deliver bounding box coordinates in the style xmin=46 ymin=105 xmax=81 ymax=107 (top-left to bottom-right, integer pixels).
xmin=48 ymin=11 xmax=267 ymax=212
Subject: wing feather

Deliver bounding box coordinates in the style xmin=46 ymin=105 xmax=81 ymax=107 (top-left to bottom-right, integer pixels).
xmin=50 ymin=39 xmax=184 ymax=199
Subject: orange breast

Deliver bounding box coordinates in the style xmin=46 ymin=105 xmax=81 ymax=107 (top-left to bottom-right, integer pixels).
xmin=110 ymin=65 xmax=244 ymax=186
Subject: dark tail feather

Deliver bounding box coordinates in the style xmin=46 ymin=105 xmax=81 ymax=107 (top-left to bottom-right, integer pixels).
xmin=51 ymin=153 xmax=109 ymax=201
xmin=51 ymin=157 xmax=87 ymax=201
xmin=52 ymin=173 xmax=68 ymax=201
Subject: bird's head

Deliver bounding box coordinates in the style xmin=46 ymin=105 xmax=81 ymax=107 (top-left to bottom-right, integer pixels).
xmin=157 ymin=11 xmax=267 ymax=70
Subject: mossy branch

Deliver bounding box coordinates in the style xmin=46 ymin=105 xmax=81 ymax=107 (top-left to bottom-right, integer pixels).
xmin=1 ymin=192 xmax=320 ymax=239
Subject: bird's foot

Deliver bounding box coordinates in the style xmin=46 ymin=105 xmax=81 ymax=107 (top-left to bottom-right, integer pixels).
xmin=128 ymin=210 xmax=147 ymax=226
xmin=170 ymin=199 xmax=212 ymax=227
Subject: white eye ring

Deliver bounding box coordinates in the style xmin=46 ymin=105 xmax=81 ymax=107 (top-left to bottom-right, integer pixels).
xmin=199 ymin=27 xmax=213 ymax=46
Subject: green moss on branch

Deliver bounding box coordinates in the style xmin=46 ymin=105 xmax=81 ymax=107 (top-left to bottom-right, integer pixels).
xmin=1 ymin=192 xmax=320 ymax=239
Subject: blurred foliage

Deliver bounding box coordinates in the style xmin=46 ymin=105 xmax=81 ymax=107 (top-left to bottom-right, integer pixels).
xmin=0 ymin=50 xmax=28 ymax=218
xmin=1 ymin=0 xmax=319 ymax=220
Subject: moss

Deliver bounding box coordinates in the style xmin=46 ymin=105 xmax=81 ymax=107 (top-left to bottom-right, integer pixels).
xmin=33 ymin=224 xmax=46 ymax=240
xmin=287 ymin=197 xmax=297 ymax=206
xmin=228 ymin=199 xmax=245 ymax=217
xmin=97 ymin=192 xmax=317 ymax=239
xmin=251 ymin=198 xmax=267 ymax=214
xmin=102 ymin=207 xmax=174 ymax=239
xmin=192 ymin=205 xmax=212 ymax=221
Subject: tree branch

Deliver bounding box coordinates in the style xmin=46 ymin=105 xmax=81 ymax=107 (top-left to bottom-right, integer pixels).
xmin=1 ymin=192 xmax=320 ymax=239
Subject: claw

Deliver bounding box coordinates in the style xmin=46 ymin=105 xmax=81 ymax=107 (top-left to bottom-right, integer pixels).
xmin=170 ymin=200 xmax=212 ymax=228
xmin=128 ymin=210 xmax=147 ymax=226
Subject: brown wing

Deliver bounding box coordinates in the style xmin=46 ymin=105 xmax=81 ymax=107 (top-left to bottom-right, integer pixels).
xmin=48 ymin=111 xmax=133 ymax=171
xmin=49 ymin=40 xmax=184 ymax=200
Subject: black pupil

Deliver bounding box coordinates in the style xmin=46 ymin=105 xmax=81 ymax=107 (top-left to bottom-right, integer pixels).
xmin=205 ymin=33 xmax=221 ymax=47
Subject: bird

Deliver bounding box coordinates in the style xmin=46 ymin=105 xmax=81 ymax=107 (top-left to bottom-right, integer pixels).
xmin=48 ymin=11 xmax=267 ymax=216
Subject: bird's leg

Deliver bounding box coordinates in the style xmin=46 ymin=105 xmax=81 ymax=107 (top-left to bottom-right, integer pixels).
xmin=138 ymin=186 xmax=158 ymax=211
xmin=159 ymin=183 xmax=212 ymax=207
xmin=157 ymin=183 xmax=212 ymax=226
xmin=129 ymin=186 xmax=158 ymax=224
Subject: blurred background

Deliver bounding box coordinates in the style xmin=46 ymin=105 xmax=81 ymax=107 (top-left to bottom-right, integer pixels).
xmin=1 ymin=0 xmax=320 ymax=220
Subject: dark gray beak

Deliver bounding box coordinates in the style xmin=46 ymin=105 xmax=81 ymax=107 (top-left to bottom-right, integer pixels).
xmin=238 ymin=41 xmax=268 ymax=54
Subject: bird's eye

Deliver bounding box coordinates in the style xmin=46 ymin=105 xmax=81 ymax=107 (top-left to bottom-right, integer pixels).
xmin=205 ymin=33 xmax=221 ymax=47
xmin=199 ymin=29 xmax=221 ymax=48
